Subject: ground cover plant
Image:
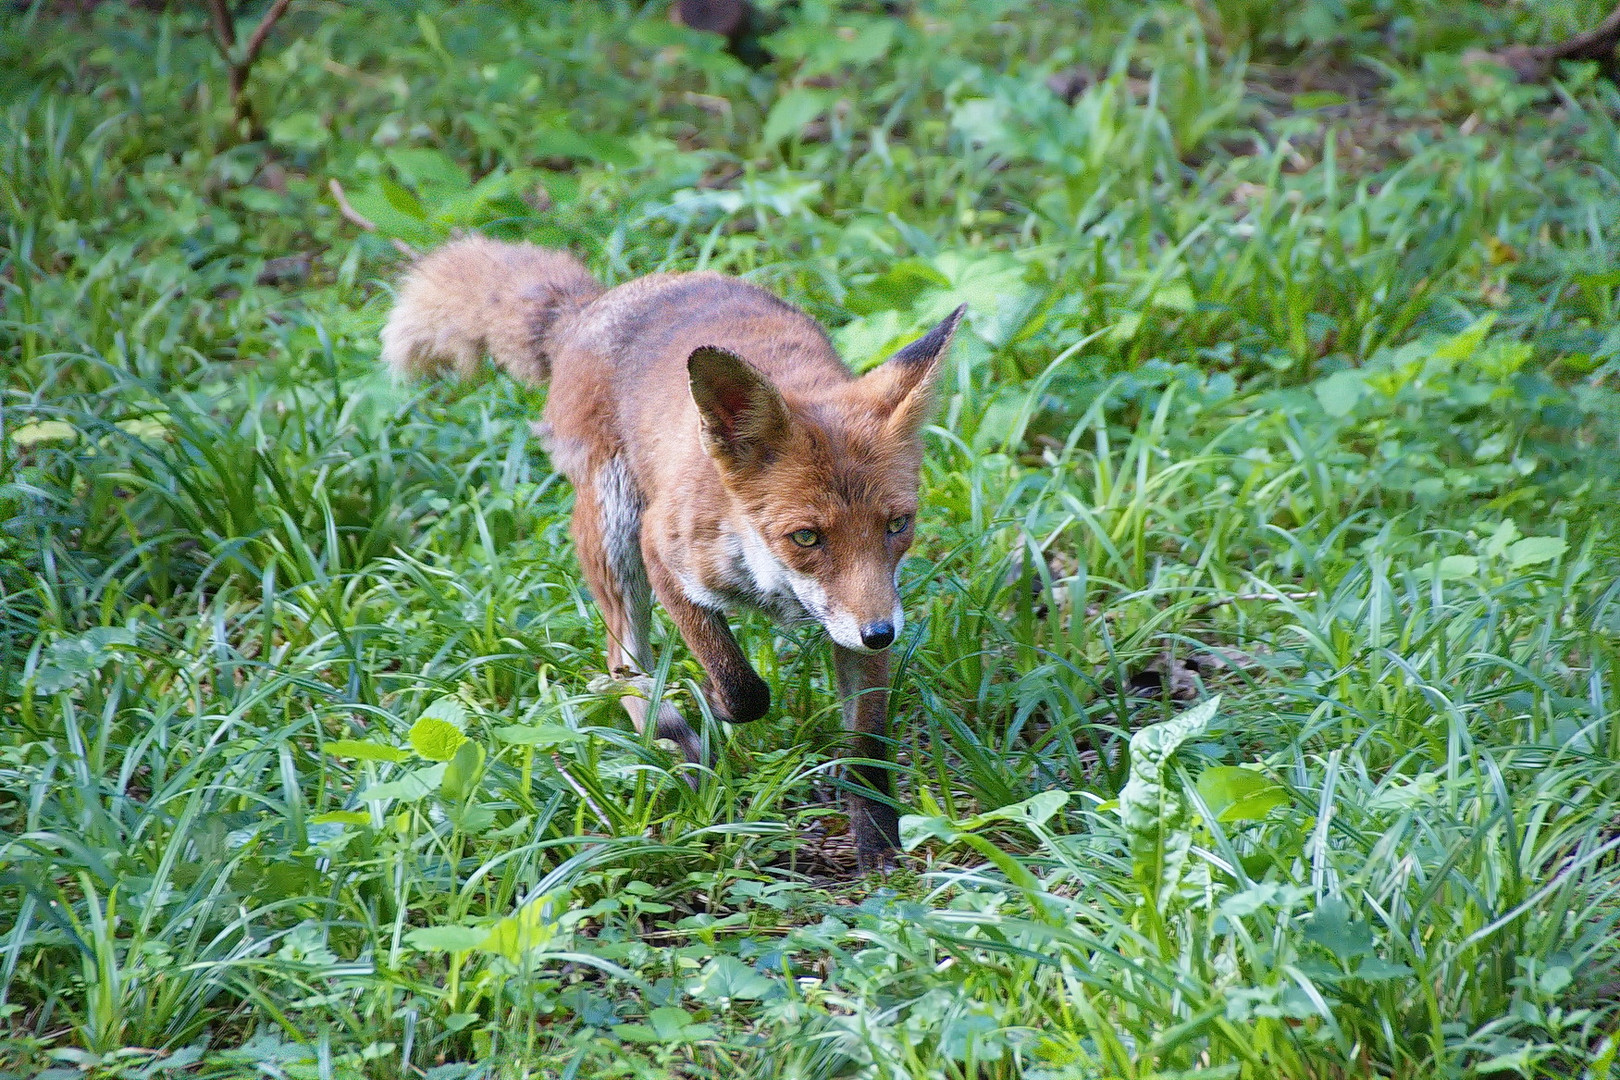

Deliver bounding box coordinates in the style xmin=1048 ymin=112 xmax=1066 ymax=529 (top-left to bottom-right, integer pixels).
xmin=3 ymin=0 xmax=1620 ymax=1076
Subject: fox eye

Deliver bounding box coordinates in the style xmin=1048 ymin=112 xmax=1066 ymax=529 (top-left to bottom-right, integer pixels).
xmin=789 ymin=528 xmax=821 ymax=548
xmin=887 ymin=514 xmax=911 ymax=535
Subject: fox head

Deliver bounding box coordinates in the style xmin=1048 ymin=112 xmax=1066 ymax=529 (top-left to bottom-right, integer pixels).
xmin=687 ymin=306 xmax=965 ymax=653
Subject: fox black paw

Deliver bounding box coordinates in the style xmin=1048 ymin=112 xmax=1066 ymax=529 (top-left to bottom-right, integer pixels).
xmin=711 ymin=671 xmax=770 ymax=724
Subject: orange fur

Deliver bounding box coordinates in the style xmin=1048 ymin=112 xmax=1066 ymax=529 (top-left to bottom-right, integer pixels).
xmin=381 ymin=236 xmax=963 ymax=868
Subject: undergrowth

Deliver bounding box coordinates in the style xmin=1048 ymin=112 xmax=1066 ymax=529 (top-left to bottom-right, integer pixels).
xmin=3 ymin=1 xmax=1619 ymax=1077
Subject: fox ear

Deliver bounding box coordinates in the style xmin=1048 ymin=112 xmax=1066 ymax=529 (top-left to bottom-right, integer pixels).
xmin=688 ymin=346 xmax=793 ymax=468
xmin=865 ymin=304 xmax=966 ymax=436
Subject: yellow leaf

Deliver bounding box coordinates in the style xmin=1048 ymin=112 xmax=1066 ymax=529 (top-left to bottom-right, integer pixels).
xmin=10 ymin=420 xmax=78 ymax=446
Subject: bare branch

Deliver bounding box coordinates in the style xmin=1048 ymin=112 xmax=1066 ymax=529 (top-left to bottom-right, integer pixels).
xmin=551 ymin=752 xmax=614 ymax=834
xmin=327 ymin=178 xmax=376 ymax=231
xmin=207 ymin=0 xmax=295 ymax=137
xmin=1483 ymin=2 xmax=1620 ymax=82
xmin=329 ymin=179 xmax=418 ymax=258
xmin=1191 ymin=590 xmax=1318 ymax=616
xmin=1539 ymin=3 xmax=1620 ymax=62
xmin=240 ymin=0 xmax=293 ymax=79
xmin=204 ymin=0 xmax=235 ymax=55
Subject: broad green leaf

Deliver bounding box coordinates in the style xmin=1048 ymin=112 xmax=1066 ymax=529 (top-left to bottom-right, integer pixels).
xmin=1366 ymin=771 xmax=1440 ymax=812
xmin=688 ymin=955 xmax=775 ymax=1005
xmin=432 ymin=168 xmax=527 ymax=228
xmin=648 ymin=1005 xmax=699 ymax=1042
xmin=419 ymin=696 xmax=469 ymax=729
xmin=10 ymin=420 xmax=78 ymax=445
xmin=846 ymin=258 xmax=952 ymax=314
xmin=1483 ymin=519 xmax=1522 ymax=558
xmin=338 ymin=184 xmax=437 ymax=246
xmin=1314 ymin=370 xmax=1367 ymax=418
xmin=1303 ymin=896 xmax=1375 ymax=962
xmin=32 ymin=627 xmax=139 ymax=694
xmin=439 ymin=739 xmax=485 ymax=804
xmin=1506 ymin=536 xmax=1565 ymax=570
xmin=404 ymin=925 xmax=488 ymax=954
xmin=762 ymin=88 xmax=827 ymax=145
xmin=267 ymin=110 xmax=330 ymax=152
xmin=836 ymin=310 xmax=916 ymax=371
xmin=1218 ymin=881 xmax=1309 ymax=920
xmin=1473 ymin=432 xmax=1510 ymax=461
xmin=1149 ymin=281 xmax=1196 ymax=313
xmin=1354 ymin=956 xmax=1415 ymax=982
xmin=1223 ymin=789 xmax=1291 ymax=823
xmin=116 ymin=416 xmax=170 ymax=441
xmin=361 ymin=763 xmax=446 ymax=803
xmin=975 ymin=790 xmax=1069 ymax=829
xmin=1195 ymin=766 xmax=1288 ymax=823
xmin=1118 ymin=696 xmax=1221 ymax=913
xmin=379 ymin=176 xmax=424 ymax=218
xmin=479 ymin=895 xmax=559 ymax=963
xmin=492 ymin=723 xmax=588 ymax=748
xmin=511 ymin=118 xmax=640 ymax=165
xmin=1107 ymin=311 xmax=1142 ymax=344
xmin=409 ymin=717 xmax=467 ymax=762
xmin=310 ymin=810 xmax=371 ymax=827
xmin=322 ymin=740 xmax=410 ymax=764
xmin=386 ymin=146 xmax=469 ymax=198
xmin=1438 ymin=554 xmax=1478 ymax=580
xmin=1431 ymin=314 xmax=1494 ymax=363
xmin=812 ymin=19 xmax=894 ymax=70
xmin=571 ymin=131 xmax=638 ymax=167
xmin=925 ymin=250 xmax=1037 ymax=347
xmin=898 ymin=814 xmax=958 ymax=852
xmin=9 ymin=413 xmax=170 ymax=448
xmin=451 ymin=803 xmax=497 ymax=835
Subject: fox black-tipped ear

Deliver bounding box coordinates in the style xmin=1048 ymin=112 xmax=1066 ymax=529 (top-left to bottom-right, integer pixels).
xmin=688 ymin=345 xmax=792 ymax=468
xmin=866 ymin=304 xmax=967 ymax=435
xmin=893 ymin=304 xmax=967 ymax=368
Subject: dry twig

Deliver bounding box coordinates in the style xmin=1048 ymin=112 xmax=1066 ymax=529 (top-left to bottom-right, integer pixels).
xmin=204 ymin=0 xmax=294 ymax=136
xmin=328 ymin=178 xmax=418 ymax=257
xmin=551 ymin=752 xmax=615 ymax=835
xmin=1191 ymin=590 xmax=1319 ymax=616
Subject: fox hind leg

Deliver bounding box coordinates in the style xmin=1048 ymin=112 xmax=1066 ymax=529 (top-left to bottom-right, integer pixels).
xmin=573 ymin=457 xmax=704 ymax=765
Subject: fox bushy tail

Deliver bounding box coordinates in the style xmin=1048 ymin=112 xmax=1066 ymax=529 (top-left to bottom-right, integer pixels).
xmin=379 ymin=236 xmax=603 ymax=386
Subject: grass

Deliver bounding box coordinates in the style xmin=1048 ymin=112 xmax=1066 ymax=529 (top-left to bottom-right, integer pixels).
xmin=3 ymin=0 xmax=1620 ymax=1076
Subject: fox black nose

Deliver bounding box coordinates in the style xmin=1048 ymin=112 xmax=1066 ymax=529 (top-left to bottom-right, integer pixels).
xmin=860 ymin=622 xmax=895 ymax=650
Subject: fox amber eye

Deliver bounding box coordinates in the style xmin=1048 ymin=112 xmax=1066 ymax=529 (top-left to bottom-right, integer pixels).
xmin=789 ymin=528 xmax=821 ymax=548
xmin=887 ymin=514 xmax=911 ymax=535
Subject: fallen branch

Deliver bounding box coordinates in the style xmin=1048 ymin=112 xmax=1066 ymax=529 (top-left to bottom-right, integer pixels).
xmin=1479 ymin=2 xmax=1620 ymax=82
xmin=1191 ymin=590 xmax=1319 ymax=616
xmin=328 ymin=178 xmax=418 ymax=257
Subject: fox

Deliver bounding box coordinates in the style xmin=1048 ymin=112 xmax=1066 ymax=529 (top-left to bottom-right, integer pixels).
xmin=379 ymin=235 xmax=963 ymax=869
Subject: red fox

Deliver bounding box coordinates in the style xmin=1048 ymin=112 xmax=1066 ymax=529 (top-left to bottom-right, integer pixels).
xmin=380 ymin=236 xmax=962 ymax=868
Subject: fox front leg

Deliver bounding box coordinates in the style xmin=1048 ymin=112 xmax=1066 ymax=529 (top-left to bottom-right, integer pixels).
xmin=833 ymin=644 xmax=900 ymax=871
xmin=645 ymin=562 xmax=772 ymax=728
